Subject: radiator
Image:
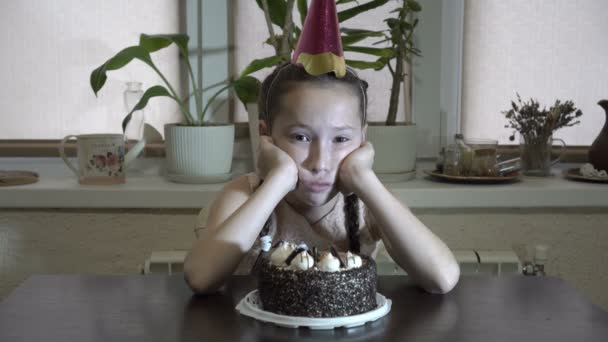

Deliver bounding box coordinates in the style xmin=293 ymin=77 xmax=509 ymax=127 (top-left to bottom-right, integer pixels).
xmin=375 ymin=246 xmax=522 ymax=276
xmin=142 ymin=247 xmax=522 ymax=276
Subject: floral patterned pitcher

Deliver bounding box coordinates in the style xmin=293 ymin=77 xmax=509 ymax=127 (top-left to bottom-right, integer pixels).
xmin=59 ymin=134 xmax=145 ymax=184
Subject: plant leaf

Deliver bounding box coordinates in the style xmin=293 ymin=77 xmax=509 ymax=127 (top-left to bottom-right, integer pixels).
xmin=406 ymin=0 xmax=422 ymax=12
xmin=343 ymin=46 xmax=394 ymax=57
xmin=256 ymin=0 xmax=287 ymax=28
xmin=240 ymin=55 xmax=285 ymax=77
xmin=337 ymin=0 xmax=358 ymax=4
xmin=341 ymin=28 xmax=385 ymax=45
xmin=90 ymin=46 xmax=154 ymax=96
xmin=338 ymin=0 xmax=389 ymax=22
xmin=297 ymin=0 xmax=308 ymax=25
xmin=139 ymin=34 xmax=189 ymax=57
xmin=345 ymin=59 xmax=385 ymax=70
xmin=233 ymin=76 xmax=261 ymax=105
xmin=122 ymin=85 xmax=176 ymax=132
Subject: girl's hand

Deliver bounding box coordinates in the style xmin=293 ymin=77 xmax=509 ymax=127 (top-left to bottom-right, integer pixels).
xmin=338 ymin=141 xmax=375 ymax=195
xmin=256 ymin=136 xmax=299 ymax=192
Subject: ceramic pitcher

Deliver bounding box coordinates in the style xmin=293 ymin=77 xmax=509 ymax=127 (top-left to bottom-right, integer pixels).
xmin=59 ymin=134 xmax=145 ymax=184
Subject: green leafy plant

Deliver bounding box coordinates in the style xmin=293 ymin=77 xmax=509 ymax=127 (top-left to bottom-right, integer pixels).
xmin=236 ymin=0 xmax=421 ymax=125
xmin=235 ymin=1 xmax=389 ymax=103
xmin=379 ymin=0 xmax=421 ymax=125
xmin=90 ymin=34 xmax=257 ymax=131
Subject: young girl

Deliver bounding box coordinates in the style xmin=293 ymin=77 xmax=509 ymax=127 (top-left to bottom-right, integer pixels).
xmin=184 ymin=62 xmax=460 ymax=294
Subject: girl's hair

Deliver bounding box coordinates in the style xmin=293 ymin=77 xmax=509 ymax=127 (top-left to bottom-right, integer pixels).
xmin=256 ymin=63 xmax=367 ymax=255
xmin=258 ymin=62 xmax=368 ymax=130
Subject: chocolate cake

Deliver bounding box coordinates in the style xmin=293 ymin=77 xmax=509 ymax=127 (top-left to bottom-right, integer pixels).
xmin=257 ymin=242 xmax=378 ymax=318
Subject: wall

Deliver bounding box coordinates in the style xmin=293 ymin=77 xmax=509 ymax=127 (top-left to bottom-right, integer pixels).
xmin=1 ymin=208 xmax=607 ymax=311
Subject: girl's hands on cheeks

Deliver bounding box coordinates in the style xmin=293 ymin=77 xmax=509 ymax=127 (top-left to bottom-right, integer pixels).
xmin=256 ymin=135 xmax=299 ymax=192
xmin=338 ymin=141 xmax=375 ymax=195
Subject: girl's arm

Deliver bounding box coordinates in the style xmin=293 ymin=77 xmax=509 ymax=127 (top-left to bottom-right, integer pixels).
xmin=339 ymin=142 xmax=460 ymax=294
xmin=184 ymin=137 xmax=297 ymax=293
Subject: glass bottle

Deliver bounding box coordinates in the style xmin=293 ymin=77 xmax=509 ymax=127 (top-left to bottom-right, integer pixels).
xmin=454 ymin=134 xmax=473 ymax=176
xmin=123 ymin=82 xmax=146 ymax=171
xmin=443 ymin=144 xmax=461 ymax=176
xmin=124 ymin=81 xmax=145 ymax=143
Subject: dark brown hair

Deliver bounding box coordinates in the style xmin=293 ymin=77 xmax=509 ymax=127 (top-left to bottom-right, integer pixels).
xmin=257 ymin=63 xmax=368 ymax=254
xmin=258 ymin=62 xmax=368 ymax=131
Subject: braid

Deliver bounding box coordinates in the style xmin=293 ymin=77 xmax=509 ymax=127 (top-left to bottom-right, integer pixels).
xmin=344 ymin=194 xmax=361 ymax=254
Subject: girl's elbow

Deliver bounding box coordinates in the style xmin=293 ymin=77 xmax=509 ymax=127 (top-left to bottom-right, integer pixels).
xmin=183 ymin=258 xmax=218 ymax=294
xmin=431 ymin=262 xmax=460 ymax=294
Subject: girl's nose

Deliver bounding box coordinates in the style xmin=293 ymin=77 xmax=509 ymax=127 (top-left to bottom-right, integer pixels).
xmin=304 ymin=141 xmax=330 ymax=174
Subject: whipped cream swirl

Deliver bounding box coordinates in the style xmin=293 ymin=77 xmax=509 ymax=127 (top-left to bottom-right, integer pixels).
xmin=269 ymin=242 xmax=296 ymax=266
xmin=317 ymin=252 xmax=341 ymax=272
xmin=289 ymin=251 xmax=315 ymax=271
xmin=345 ymin=251 xmax=363 ymax=269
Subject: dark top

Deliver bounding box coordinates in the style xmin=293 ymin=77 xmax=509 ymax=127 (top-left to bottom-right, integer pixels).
xmin=1 ymin=275 xmax=607 ymax=341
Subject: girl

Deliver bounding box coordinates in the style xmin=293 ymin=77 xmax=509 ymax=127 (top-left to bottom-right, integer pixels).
xmin=184 ymin=62 xmax=460 ymax=294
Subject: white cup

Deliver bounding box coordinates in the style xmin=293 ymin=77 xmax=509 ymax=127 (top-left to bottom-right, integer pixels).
xmin=59 ymin=134 xmax=145 ymax=184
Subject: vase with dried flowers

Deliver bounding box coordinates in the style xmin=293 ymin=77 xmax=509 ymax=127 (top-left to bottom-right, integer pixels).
xmin=502 ymin=94 xmax=583 ymax=176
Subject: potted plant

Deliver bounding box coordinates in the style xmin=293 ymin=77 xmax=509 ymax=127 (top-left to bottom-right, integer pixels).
xmin=502 ymin=94 xmax=583 ymax=176
xmin=236 ymin=0 xmax=420 ymax=180
xmin=90 ymin=34 xmax=258 ymax=182
xmin=364 ymin=0 xmax=421 ymax=181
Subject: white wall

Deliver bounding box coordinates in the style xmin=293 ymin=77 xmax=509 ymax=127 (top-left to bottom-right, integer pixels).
xmin=1 ymin=208 xmax=607 ymax=311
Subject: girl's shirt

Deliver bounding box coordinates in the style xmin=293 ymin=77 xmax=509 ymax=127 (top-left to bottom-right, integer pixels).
xmin=232 ymin=172 xmax=381 ymax=275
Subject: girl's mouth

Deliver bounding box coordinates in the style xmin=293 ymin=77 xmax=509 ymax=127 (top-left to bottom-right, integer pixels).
xmin=304 ymin=182 xmax=332 ymax=193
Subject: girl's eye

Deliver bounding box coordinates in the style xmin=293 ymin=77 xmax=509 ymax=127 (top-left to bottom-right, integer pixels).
xmin=334 ymin=136 xmax=350 ymax=143
xmin=292 ymin=134 xmax=310 ymax=142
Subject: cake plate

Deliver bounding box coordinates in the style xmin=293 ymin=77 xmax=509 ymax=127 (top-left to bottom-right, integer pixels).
xmin=235 ymin=290 xmax=391 ymax=330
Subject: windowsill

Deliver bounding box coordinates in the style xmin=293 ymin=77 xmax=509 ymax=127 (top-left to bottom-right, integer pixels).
xmin=1 ymin=157 xmax=607 ymax=209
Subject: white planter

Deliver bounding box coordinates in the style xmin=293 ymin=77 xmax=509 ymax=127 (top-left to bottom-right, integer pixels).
xmin=164 ymin=124 xmax=234 ymax=180
xmin=366 ymin=124 xmax=417 ymax=182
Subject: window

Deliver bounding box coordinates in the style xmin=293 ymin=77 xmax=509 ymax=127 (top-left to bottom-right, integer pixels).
xmin=2 ymin=0 xmax=455 ymax=161
xmin=460 ymin=0 xmax=608 ymax=146
xmin=0 ymin=0 xmax=182 ymax=139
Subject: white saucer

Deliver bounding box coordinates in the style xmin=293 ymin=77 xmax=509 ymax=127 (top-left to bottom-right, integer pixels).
xmin=377 ymin=170 xmax=417 ymax=182
xmin=235 ymin=290 xmax=391 ymax=330
xmin=166 ymin=172 xmax=232 ymax=184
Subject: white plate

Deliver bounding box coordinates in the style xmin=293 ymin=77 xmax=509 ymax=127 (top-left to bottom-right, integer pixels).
xmin=377 ymin=170 xmax=417 ymax=183
xmin=166 ymin=172 xmax=232 ymax=184
xmin=235 ymin=290 xmax=391 ymax=330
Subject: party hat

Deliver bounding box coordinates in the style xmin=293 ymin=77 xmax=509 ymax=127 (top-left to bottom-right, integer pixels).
xmin=292 ymin=0 xmax=346 ymax=78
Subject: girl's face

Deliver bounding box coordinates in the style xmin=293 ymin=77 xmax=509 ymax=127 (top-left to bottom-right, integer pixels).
xmin=268 ymin=82 xmax=366 ymax=207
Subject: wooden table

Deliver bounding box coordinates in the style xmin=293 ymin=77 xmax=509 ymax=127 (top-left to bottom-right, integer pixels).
xmin=1 ymin=275 xmax=607 ymax=341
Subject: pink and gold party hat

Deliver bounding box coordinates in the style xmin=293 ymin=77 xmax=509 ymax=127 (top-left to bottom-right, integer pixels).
xmin=292 ymin=0 xmax=346 ymax=78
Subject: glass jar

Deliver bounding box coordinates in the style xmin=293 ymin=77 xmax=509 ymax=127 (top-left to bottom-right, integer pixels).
xmin=519 ymin=134 xmax=566 ymax=176
xmin=464 ymin=138 xmax=499 ymax=177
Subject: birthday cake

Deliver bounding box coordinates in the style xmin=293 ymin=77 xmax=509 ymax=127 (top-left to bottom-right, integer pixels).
xmin=257 ymin=242 xmax=377 ymax=318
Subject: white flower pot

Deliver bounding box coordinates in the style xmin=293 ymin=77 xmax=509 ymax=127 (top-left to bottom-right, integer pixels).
xmin=366 ymin=124 xmax=417 ymax=182
xmin=164 ymin=123 xmax=234 ymax=179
